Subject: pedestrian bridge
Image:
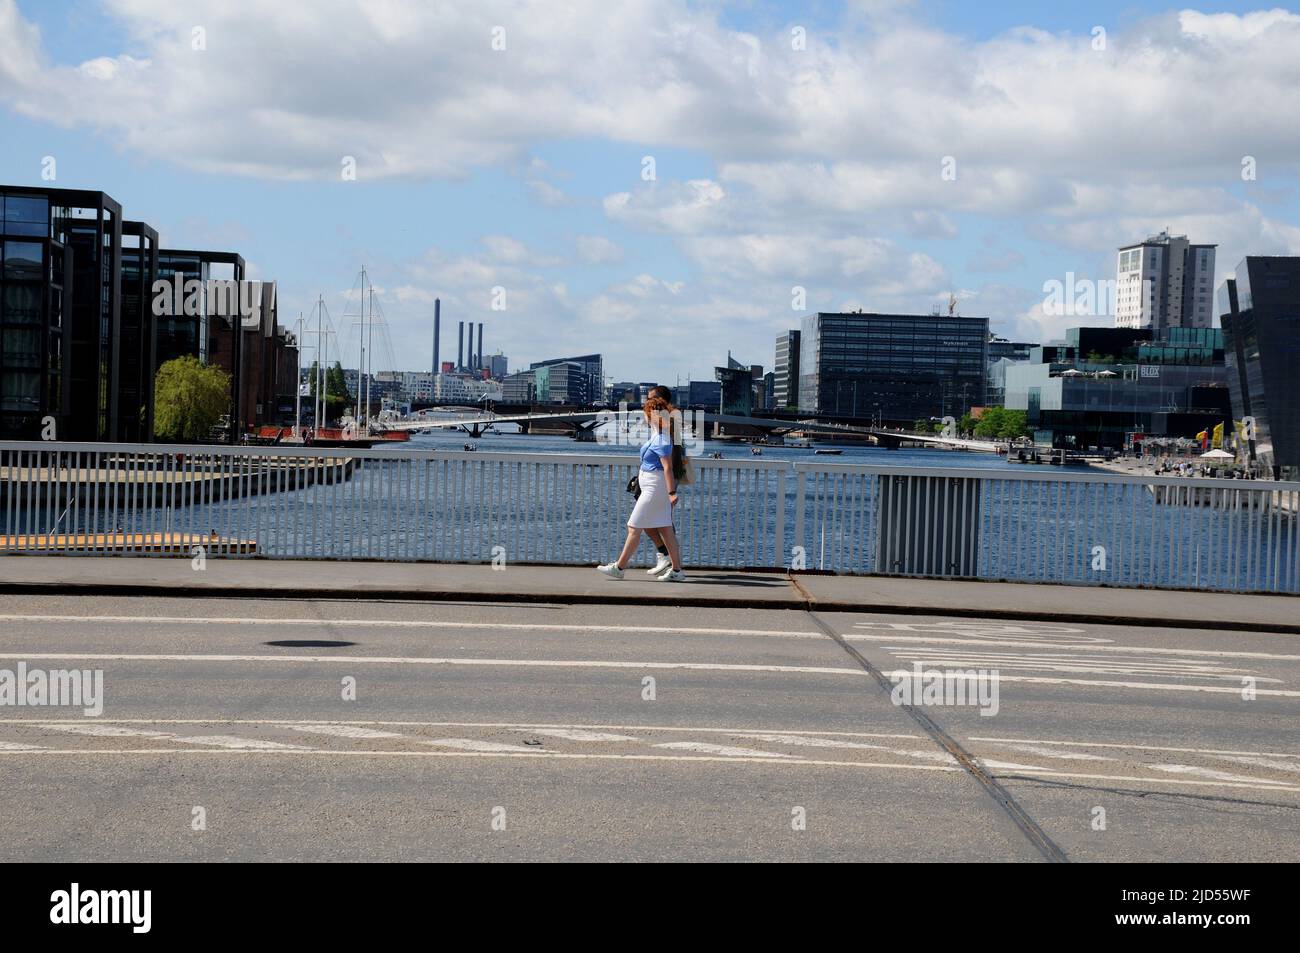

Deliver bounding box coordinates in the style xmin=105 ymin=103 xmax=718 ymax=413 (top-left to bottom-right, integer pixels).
xmin=3 ymin=440 xmax=1298 ymax=595
xmin=381 ymin=409 xmax=997 ymax=451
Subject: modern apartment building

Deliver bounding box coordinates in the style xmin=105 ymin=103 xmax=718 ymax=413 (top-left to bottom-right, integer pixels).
xmin=1115 ymin=230 xmax=1216 ymax=331
xmin=0 ymin=182 xmax=295 ymax=443
xmin=0 ymin=186 xmax=122 ymax=441
xmin=529 ymin=353 xmax=603 ymax=405
xmin=773 ymin=330 xmax=800 ymax=409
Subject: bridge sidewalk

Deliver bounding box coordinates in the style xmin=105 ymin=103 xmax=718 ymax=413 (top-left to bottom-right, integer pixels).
xmin=1 ymin=555 xmax=1296 ymax=633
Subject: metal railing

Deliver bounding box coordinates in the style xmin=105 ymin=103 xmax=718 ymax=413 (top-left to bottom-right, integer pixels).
xmin=2 ymin=440 xmax=1298 ymax=594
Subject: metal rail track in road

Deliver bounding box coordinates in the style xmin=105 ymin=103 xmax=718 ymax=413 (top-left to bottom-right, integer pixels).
xmin=798 ymin=595 xmax=1070 ymax=863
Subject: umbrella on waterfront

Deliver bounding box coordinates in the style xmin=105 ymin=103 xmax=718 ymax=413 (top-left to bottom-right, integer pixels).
xmin=1200 ymin=449 xmax=1233 ymax=459
xmin=1096 ymin=370 xmax=1118 ymax=377
xmin=1060 ymin=368 xmax=1085 ymax=376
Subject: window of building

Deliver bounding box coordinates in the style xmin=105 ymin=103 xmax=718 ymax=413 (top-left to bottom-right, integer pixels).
xmin=1 ymin=195 xmax=49 ymax=237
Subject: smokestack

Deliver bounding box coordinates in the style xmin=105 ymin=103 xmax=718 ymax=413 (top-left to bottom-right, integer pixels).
xmin=457 ymin=321 xmax=464 ymax=371
xmin=477 ymin=322 xmax=484 ymax=372
xmin=433 ymin=298 xmax=441 ymax=379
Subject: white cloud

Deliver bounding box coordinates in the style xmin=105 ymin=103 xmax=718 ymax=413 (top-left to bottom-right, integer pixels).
xmin=4 ymin=0 xmax=1299 ymax=377
xmin=575 ymin=235 xmax=624 ymax=265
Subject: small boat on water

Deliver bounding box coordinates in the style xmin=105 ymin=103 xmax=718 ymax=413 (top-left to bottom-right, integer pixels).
xmin=814 ymin=448 xmax=843 ymax=456
xmin=249 ymin=424 xmax=411 ymax=449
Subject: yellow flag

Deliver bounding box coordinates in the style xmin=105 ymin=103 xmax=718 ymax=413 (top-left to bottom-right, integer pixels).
xmin=1212 ymin=422 xmax=1224 ymax=448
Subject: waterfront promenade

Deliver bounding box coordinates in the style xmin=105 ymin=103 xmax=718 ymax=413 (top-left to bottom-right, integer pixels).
xmin=1 ymin=554 xmax=1297 ymax=862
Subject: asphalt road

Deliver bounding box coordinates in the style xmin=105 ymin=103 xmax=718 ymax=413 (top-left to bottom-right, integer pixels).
xmin=0 ymin=592 xmax=1297 ymax=862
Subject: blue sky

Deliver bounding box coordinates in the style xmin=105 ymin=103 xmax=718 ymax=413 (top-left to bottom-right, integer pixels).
xmin=2 ymin=0 xmax=1298 ymax=384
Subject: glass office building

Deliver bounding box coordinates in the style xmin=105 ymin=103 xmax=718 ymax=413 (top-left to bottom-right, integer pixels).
xmin=797 ymin=311 xmax=989 ymax=423
xmin=1219 ymin=257 xmax=1300 ymax=478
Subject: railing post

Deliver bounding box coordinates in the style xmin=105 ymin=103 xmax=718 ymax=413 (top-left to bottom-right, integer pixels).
xmin=774 ymin=467 xmax=786 ymax=569
xmin=793 ymin=466 xmax=806 ymax=567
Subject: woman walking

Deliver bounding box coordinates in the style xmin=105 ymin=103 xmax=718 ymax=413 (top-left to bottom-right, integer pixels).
xmin=597 ymin=394 xmax=686 ymax=582
xmin=643 ymin=385 xmax=680 ymax=576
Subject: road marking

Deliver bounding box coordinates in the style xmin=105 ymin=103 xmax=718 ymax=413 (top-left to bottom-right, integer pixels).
xmin=654 ymin=742 xmax=796 ymax=759
xmin=39 ymin=724 xmax=310 ymax=750
xmin=895 ymin=749 xmax=960 ymax=764
xmin=0 ymin=745 xmax=1295 ymax=793
xmin=968 ymin=737 xmax=1300 ymax=760
xmin=849 ymin=633 xmax=1300 ymax=661
xmin=0 ymin=740 xmax=43 ymax=750
xmin=44 ymin=725 xmax=173 ymax=739
xmin=1216 ymin=755 xmax=1300 ymax=774
xmin=5 ymin=718 xmax=922 ymax=741
xmin=180 ymin=735 xmax=311 ymax=750
xmin=288 ymin=725 xmax=408 ymax=740
xmin=995 ymin=743 xmax=1115 ymax=762
xmin=0 ymin=614 xmax=823 ymax=640
xmin=1145 ymin=763 xmax=1286 ymax=785
xmin=425 ymin=738 xmax=543 ymax=753
xmin=982 ymin=767 xmax=1300 ymax=794
xmin=980 ymin=759 xmax=1062 ymax=773
xmin=525 ymin=728 xmax=636 ymax=742
xmin=6 ymin=612 xmax=1297 ymax=660
xmin=886 ymin=648 xmax=1271 ymax=681
xmin=743 ymin=733 xmax=896 ymax=751
xmin=0 ymin=747 xmax=964 ymax=771
xmin=0 ymin=653 xmax=864 ymax=677
xmin=853 ymin=621 xmax=1104 ymax=644
xmin=879 ymin=669 xmax=1300 ymax=697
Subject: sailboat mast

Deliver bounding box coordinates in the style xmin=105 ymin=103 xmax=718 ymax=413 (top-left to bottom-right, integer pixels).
xmin=316 ymin=294 xmax=326 ymax=428
xmin=367 ymin=280 xmax=375 ymax=431
xmin=358 ymin=266 xmax=367 ymax=431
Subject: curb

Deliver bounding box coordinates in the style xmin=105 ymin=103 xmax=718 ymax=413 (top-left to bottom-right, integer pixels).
xmin=2 ymin=577 xmax=1299 ymax=635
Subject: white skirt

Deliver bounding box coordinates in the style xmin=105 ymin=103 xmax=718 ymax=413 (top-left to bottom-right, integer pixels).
xmin=628 ymin=468 xmax=673 ymax=528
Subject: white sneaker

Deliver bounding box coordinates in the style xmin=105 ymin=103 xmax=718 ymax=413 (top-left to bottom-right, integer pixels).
xmin=656 ymin=569 xmax=686 ymax=582
xmin=596 ymin=562 xmax=625 ymax=580
xmin=647 ymin=554 xmax=672 ymax=575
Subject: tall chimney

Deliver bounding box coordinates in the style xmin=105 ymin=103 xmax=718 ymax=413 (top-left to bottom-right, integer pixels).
xmin=432 ymin=298 xmax=441 ymax=379
xmin=477 ymin=322 xmax=484 ymax=372
xmin=457 ymin=321 xmax=464 ymax=371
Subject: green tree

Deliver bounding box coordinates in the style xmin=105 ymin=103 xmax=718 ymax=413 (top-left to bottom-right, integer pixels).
xmin=914 ymin=418 xmax=932 ymax=433
xmin=153 ymin=356 xmax=231 ymax=442
xmin=971 ymin=406 xmax=1030 ymax=440
xmin=997 ymin=409 xmax=1030 ymax=439
xmin=958 ymin=412 xmax=975 ymax=436
xmin=306 ymin=360 xmax=352 ymax=423
xmin=973 ymin=407 xmax=1005 ymax=439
